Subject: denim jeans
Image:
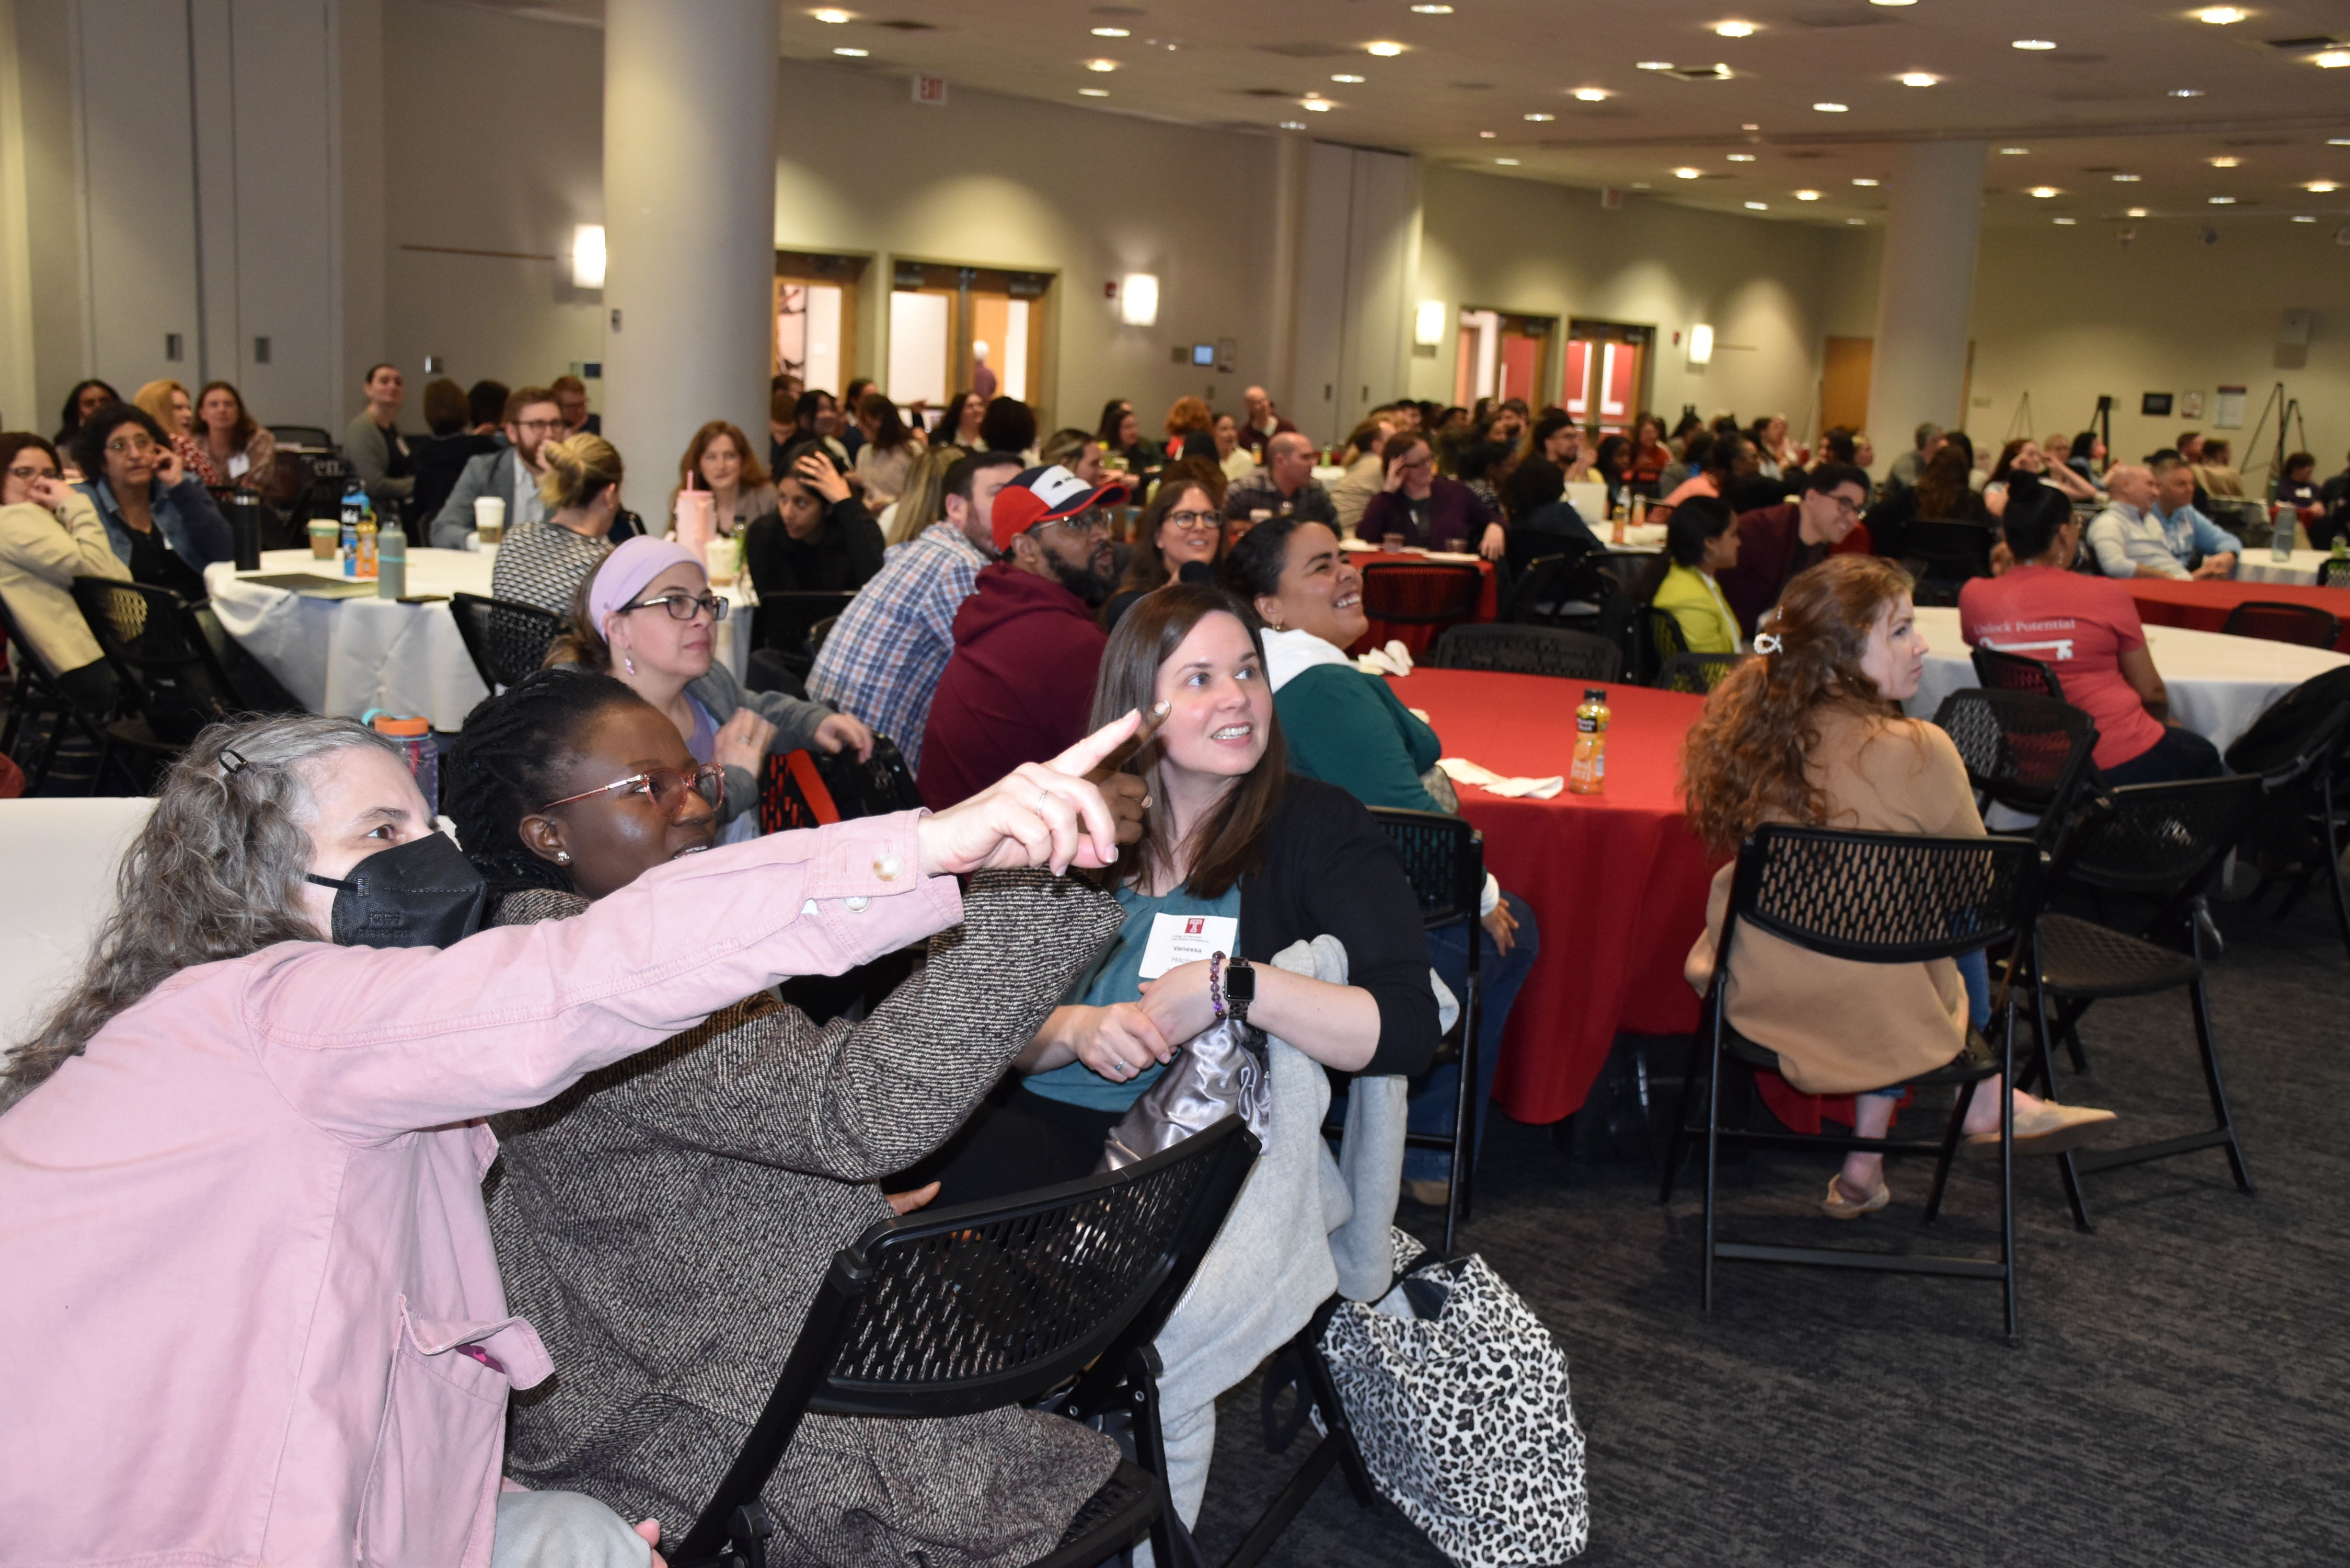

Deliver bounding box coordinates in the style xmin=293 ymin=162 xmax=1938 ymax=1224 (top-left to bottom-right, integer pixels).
xmin=1403 ymin=891 xmax=1539 ymax=1181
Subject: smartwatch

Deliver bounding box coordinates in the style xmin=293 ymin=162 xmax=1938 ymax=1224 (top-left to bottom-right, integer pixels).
xmin=1223 ymin=955 xmax=1255 ymax=1028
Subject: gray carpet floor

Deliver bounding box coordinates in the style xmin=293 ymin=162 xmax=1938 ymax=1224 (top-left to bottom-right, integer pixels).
xmin=1189 ymin=900 xmax=2350 ymax=1567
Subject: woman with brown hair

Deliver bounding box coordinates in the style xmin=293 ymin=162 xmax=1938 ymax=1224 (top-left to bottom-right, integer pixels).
xmin=881 ymin=440 xmax=966 ymax=546
xmin=1680 ymin=555 xmax=2115 ymax=1217
xmin=1162 ymin=395 xmax=1216 ymax=466
xmin=850 ymin=390 xmax=924 ymax=508
xmin=188 ymin=381 xmax=276 ymax=491
xmin=1864 ymin=437 xmax=1984 ymax=564
xmin=1100 ymin=471 xmax=1224 ymax=632
xmin=672 ymin=419 xmax=778 ymax=537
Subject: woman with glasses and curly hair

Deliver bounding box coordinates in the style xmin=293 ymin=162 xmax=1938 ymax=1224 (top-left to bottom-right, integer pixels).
xmin=1 ymin=701 xmax=1139 ymax=1564
xmin=1679 ymin=555 xmax=2116 ymax=1218
xmin=546 ymin=536 xmax=872 ymax=842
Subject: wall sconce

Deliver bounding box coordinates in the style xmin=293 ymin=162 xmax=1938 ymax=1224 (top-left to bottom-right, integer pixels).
xmin=1688 ymin=324 xmax=1714 ymax=364
xmin=1120 ymin=272 xmax=1159 ymax=327
xmin=572 ymin=224 xmax=606 ymax=290
xmin=1413 ymin=299 xmax=1447 ymax=347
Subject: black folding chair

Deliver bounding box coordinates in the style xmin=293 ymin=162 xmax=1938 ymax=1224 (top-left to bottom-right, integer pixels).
xmin=1499 ymin=551 xmax=1587 ymax=627
xmin=1653 ymin=651 xmax=1747 ymax=694
xmin=1367 ymin=806 xmax=1485 ymax=1254
xmin=0 ymin=595 xmax=113 ymax=792
xmin=447 ymin=593 xmax=565 ymax=691
xmin=1905 ymin=520 xmax=1996 ymax=606
xmin=71 ymin=577 xmax=254 ymax=790
xmin=2319 ymin=557 xmax=2350 ymax=590
xmin=751 ymin=590 xmax=859 ymax=664
xmin=2228 ymin=693 xmax=2350 ymax=961
xmin=2219 ymin=599 xmax=2342 ymax=650
xmin=1361 ymin=561 xmax=1484 ymax=639
xmin=670 ymin=1116 xmax=1260 ymax=1568
xmin=1660 ymin=825 xmax=2044 ymax=1337
xmin=1971 ymin=644 xmax=2066 ymax=701
xmin=808 ymin=614 xmax=842 ymax=660
xmin=1932 ymin=688 xmax=2101 ymax=855
xmin=2024 ymin=775 xmax=2267 ymax=1231
xmin=1427 ymin=622 xmax=1621 ymax=682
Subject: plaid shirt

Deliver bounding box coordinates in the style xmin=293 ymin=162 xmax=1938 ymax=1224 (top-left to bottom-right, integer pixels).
xmin=808 ymin=522 xmax=990 ymax=768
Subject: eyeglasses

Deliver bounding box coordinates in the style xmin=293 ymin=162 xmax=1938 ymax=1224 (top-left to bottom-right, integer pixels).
xmin=6 ymin=465 xmax=56 ymax=482
xmin=1040 ymin=510 xmax=1111 ymax=538
xmin=1165 ymin=510 xmax=1222 ymax=532
xmin=621 ymin=591 xmax=729 ymax=622
xmin=514 ymin=418 xmax=566 ymax=434
xmin=1397 ymin=455 xmax=1433 ymax=472
xmin=539 ymin=763 xmax=725 ymax=815
xmin=1826 ymin=492 xmax=1864 ymax=516
xmin=103 ymin=434 xmax=157 ymax=456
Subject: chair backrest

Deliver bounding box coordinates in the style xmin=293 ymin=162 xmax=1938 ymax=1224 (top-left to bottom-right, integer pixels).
xmin=2319 ymin=557 xmax=2350 ymax=590
xmin=1721 ymin=824 xmax=2042 ymax=970
xmin=1908 ymin=519 xmax=1996 ymax=575
xmin=69 ymin=577 xmax=244 ymax=744
xmin=1931 ymin=688 xmax=2099 ymax=839
xmin=2223 ymin=665 xmax=2350 ymax=778
xmin=446 ymin=593 xmax=565 ymax=691
xmin=757 ymin=734 xmax=924 ymax=834
xmin=2055 ymin=774 xmax=2268 ymax=904
xmin=751 ymin=590 xmax=859 ymax=656
xmin=2219 ymin=599 xmax=2342 ymax=650
xmin=1501 ymin=551 xmax=1579 ymax=624
xmin=1646 ymin=605 xmax=1691 ymax=666
xmin=1360 ymin=561 xmax=1483 ymax=627
xmin=1368 ymin=806 xmax=1484 ymax=928
xmin=809 ymin=613 xmax=842 ymax=659
xmin=268 ymin=424 xmax=336 ymax=451
xmin=671 ymin=1116 xmax=1261 ymax=1568
xmin=1971 ymin=644 xmax=2066 ymax=701
xmin=1653 ymin=652 xmax=1746 ymax=694
xmin=1427 ymin=622 xmax=1622 ymax=682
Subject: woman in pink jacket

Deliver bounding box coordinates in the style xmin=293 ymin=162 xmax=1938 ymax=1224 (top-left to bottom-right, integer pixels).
xmin=0 ymin=706 xmax=1136 ymax=1567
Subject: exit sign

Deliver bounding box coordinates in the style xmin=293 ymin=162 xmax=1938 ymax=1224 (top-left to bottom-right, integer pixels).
xmin=913 ymin=74 xmax=947 ymax=106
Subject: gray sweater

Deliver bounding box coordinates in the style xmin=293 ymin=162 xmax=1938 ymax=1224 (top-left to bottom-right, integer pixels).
xmin=487 ymin=868 xmax=1125 ymax=1564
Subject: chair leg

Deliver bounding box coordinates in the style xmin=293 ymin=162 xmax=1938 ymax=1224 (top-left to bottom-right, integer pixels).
xmin=28 ymin=701 xmax=72 ymax=794
xmin=1998 ymin=1010 xmax=2018 ymax=1343
xmin=1126 ymin=1346 xmax=1182 ymax=1568
xmin=1445 ymin=977 xmax=1479 ymax=1254
xmin=1920 ymin=1080 xmax=1970 ymax=1225
xmin=1700 ymin=1027 xmax=1725 ymax=1318
xmin=2321 ymin=777 xmax=2350 ymax=964
xmin=1658 ymin=1019 xmax=1707 ymax=1205
xmin=2187 ymin=978 xmax=2255 ymax=1195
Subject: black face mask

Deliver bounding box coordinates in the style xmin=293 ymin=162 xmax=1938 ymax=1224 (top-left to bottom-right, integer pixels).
xmin=306 ymin=831 xmax=487 ymax=949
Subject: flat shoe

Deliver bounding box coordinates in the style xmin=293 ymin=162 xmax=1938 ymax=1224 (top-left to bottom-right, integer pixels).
xmin=1964 ymin=1101 xmax=2118 ymax=1157
xmin=1821 ymin=1173 xmax=1891 ymax=1219
xmin=1401 ymin=1178 xmax=1452 ymax=1208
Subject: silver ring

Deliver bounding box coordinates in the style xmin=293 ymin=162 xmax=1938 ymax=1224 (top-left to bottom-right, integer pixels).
xmin=1032 ymin=790 xmax=1052 ymax=813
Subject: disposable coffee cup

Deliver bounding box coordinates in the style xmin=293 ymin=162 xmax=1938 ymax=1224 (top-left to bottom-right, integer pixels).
xmin=474 ymin=495 xmax=507 ymax=543
xmin=308 ymin=520 xmax=338 ymax=560
xmin=1383 ymin=533 xmax=1406 ymax=554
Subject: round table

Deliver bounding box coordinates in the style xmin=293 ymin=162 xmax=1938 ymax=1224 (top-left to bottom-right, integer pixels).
xmin=2122 ymin=577 xmax=2350 ymax=653
xmin=1385 ymin=667 xmax=1716 ymax=1122
xmin=2234 ymin=548 xmax=2340 ymax=586
xmin=1343 ymin=547 xmax=1501 ymax=656
xmin=1906 ymin=605 xmax=2348 ymax=755
xmin=203 ymin=547 xmax=754 ymax=730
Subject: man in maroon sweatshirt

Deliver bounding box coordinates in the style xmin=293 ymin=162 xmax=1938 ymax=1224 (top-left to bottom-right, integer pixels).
xmin=918 ymin=464 xmax=1131 ymax=808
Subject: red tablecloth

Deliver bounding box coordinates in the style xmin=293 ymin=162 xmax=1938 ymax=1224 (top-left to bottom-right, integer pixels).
xmin=1387 ymin=668 xmax=1718 ymax=1122
xmin=1350 ymin=552 xmax=1500 ymax=657
xmin=2122 ymin=578 xmax=2350 ymax=653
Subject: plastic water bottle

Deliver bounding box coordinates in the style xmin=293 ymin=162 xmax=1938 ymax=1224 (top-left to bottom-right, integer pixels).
xmin=1569 ymin=687 xmax=1611 ymax=795
xmin=376 ymin=525 xmax=407 ymax=599
xmin=339 ymin=480 xmax=366 ymax=576
xmin=365 ymin=710 xmax=439 ymax=812
xmin=2271 ymin=502 xmax=2293 ymax=563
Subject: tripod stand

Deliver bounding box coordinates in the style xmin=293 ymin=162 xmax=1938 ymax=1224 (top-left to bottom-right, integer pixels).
xmin=2241 ymin=382 xmax=2308 ymax=501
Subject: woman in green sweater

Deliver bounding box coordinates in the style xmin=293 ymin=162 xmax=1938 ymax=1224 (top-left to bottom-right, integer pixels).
xmin=1222 ymin=516 xmax=1538 ymax=1206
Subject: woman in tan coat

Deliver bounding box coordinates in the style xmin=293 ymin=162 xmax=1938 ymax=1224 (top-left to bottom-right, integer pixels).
xmin=1680 ymin=555 xmax=2115 ymax=1217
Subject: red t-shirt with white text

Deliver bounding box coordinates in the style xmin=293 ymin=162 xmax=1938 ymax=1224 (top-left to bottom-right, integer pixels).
xmin=1958 ymin=567 xmax=2165 ymax=769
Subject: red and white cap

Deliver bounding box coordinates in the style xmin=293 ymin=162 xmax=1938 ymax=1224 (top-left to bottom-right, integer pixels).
xmin=989 ymin=464 xmax=1131 ymax=554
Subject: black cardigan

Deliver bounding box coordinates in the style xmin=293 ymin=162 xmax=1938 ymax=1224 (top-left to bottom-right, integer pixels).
xmin=1232 ymin=774 xmax=1439 ymax=1078
xmin=743 ymin=499 xmax=886 ymax=596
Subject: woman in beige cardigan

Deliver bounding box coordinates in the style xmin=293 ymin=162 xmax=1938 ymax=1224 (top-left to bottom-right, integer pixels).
xmin=1679 ymin=555 xmax=2115 ymax=1218
xmin=0 ymin=432 xmax=128 ymax=716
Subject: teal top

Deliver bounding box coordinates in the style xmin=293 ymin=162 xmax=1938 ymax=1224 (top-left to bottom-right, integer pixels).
xmin=1273 ymin=662 xmax=1444 ymax=813
xmin=1023 ymin=882 xmax=1245 ymax=1112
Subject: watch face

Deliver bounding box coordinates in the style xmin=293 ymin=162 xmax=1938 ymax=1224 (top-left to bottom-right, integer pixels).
xmin=1226 ymin=963 xmax=1255 ymax=1000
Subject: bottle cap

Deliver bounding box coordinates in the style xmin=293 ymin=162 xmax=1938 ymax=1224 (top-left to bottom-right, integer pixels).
xmin=1584 ymin=688 xmax=1608 ymax=701
xmin=372 ymin=713 xmax=430 ymax=737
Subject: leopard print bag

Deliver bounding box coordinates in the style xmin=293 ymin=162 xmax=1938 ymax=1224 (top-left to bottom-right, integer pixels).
xmin=1317 ymin=1229 xmax=1589 ymax=1566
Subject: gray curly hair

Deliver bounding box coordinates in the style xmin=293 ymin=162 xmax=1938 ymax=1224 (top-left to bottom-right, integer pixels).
xmin=1 ymin=713 xmax=398 ymax=1110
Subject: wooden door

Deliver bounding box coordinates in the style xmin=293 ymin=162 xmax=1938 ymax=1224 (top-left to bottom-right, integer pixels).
xmin=1821 ymin=337 xmax=1873 ymax=433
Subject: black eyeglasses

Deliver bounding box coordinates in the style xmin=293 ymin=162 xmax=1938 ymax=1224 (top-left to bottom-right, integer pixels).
xmin=1039 ymin=510 xmax=1111 ymax=538
xmin=540 ymin=763 xmax=725 ymax=815
xmin=6 ymin=465 xmax=56 ymax=482
xmin=621 ymin=592 xmax=729 ymax=622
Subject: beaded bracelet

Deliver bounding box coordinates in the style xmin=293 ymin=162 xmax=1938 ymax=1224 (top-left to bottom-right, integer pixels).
xmin=1208 ymin=950 xmax=1226 ymax=1022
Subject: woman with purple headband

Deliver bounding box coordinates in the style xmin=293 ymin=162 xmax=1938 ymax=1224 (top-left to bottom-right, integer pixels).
xmin=546 ymin=535 xmax=874 ymax=843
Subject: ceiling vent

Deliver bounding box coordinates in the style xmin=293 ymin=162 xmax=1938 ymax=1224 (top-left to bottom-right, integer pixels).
xmin=1791 ymin=9 xmax=1892 ymax=27
xmin=2263 ymin=34 xmax=2340 ymax=50
xmin=1671 ymin=63 xmax=1733 ymax=80
xmin=1254 ymin=41 xmax=1346 ymax=57
xmin=873 ymin=18 xmax=936 ymax=29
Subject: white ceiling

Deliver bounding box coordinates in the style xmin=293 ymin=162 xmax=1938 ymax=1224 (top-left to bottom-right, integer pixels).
xmin=486 ymin=0 xmax=2350 ymax=227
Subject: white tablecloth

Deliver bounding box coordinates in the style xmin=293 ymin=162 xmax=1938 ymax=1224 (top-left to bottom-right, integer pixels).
xmin=204 ymin=548 xmax=752 ymax=730
xmin=0 ymin=797 xmax=155 ymax=1043
xmin=2234 ymin=548 xmax=2342 ymax=586
xmin=1906 ymin=605 xmax=2348 ymax=755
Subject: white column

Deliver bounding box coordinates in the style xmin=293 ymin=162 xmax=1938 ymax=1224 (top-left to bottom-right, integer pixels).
xmin=1863 ymin=139 xmax=1985 ymax=460
xmin=601 ymin=0 xmax=777 ymax=511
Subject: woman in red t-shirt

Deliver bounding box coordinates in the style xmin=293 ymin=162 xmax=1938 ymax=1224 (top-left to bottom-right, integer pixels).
xmin=1960 ymin=478 xmax=2224 ymax=786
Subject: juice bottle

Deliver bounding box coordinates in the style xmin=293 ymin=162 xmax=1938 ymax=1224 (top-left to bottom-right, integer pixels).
xmin=1569 ymin=687 xmax=1611 ymax=795
xmin=354 ymin=509 xmax=379 ymax=580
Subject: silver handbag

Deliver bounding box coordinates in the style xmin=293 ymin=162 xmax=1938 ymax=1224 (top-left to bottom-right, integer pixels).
xmin=1097 ymin=1015 xmax=1273 ymax=1172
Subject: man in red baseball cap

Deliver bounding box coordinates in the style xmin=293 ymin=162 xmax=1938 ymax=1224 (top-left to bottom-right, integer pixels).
xmin=917 ymin=465 xmax=1133 ymax=809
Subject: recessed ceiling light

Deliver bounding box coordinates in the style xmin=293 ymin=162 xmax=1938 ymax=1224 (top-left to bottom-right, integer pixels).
xmin=2054 ymin=216 xmax=2078 ymax=225
xmin=1899 ymin=72 xmax=1939 ymax=87
xmin=2127 ymin=206 xmax=2148 ymax=216
xmin=1089 ymin=26 xmax=1128 ymax=37
xmin=2029 ymin=186 xmax=2059 ymax=198
xmin=1494 ymin=157 xmax=1520 ymax=166
xmin=1280 ymin=119 xmax=1306 ymax=129
xmin=1852 ymin=177 xmax=1880 ymax=186
xmin=810 ymin=7 xmax=852 ymax=21
xmin=2208 ymin=194 xmax=2236 ymax=203
xmin=1365 ymin=40 xmax=1406 ymax=55
xmin=1523 ymin=112 xmax=1555 ymax=121
xmin=2294 ymin=213 xmax=2318 ymax=222
xmin=1714 ymin=20 xmax=1757 ymax=37
xmin=2208 ymin=155 xmax=2240 ymax=167
xmin=2307 ymin=180 xmax=2342 ymax=192
xmin=1813 ymin=102 xmax=1849 ymax=112
xmin=2332 ymin=138 xmax=2350 ymax=146
xmin=1572 ymin=87 xmax=1608 ymax=101
xmin=1726 ymin=153 xmax=1757 ymax=162
xmin=1745 ymin=200 xmax=1768 ymax=209
xmin=1301 ymin=97 xmax=1334 ymax=111
xmin=1331 ymin=73 xmax=1365 ymax=82
xmin=2000 ymin=146 xmax=2031 ymax=155
xmin=2113 ymin=172 xmax=2141 ymax=182
xmin=1638 ymin=60 xmax=1675 ymax=71
xmin=1410 ymin=3 xmax=1454 ymax=11
xmin=1742 ymin=122 xmax=1760 ymax=130
xmin=1080 ymin=87 xmax=1110 ymax=96
xmin=1674 ymin=166 xmax=1703 ymax=178
xmin=1871 ymin=0 xmax=1916 ymax=6
xmin=2012 ymin=39 xmax=2057 ymax=50
xmin=2168 ymin=86 xmax=2205 ymax=96
xmin=2193 ymin=6 xmax=2247 ymax=21
xmin=1632 ymin=181 xmax=1652 ymax=189
xmin=1847 ymin=217 xmax=1867 ymax=224
xmin=1794 ymin=189 xmax=1821 ymax=200
xmin=1479 ymin=130 xmax=1497 ymax=137
xmin=1086 ymin=58 xmax=1118 ymax=71
xmin=833 ymin=46 xmax=868 ymax=56
xmin=2316 ymin=50 xmax=2350 ymax=67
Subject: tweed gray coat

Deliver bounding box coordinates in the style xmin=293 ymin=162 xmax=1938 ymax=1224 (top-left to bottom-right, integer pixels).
xmin=485 ymin=869 xmax=1126 ymax=1567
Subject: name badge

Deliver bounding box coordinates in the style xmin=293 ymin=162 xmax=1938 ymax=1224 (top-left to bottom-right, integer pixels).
xmin=1138 ymin=913 xmax=1240 ymax=979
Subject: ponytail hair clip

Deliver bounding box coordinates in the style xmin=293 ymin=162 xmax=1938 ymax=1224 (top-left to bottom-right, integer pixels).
xmin=1752 ymin=631 xmax=1784 ymax=655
